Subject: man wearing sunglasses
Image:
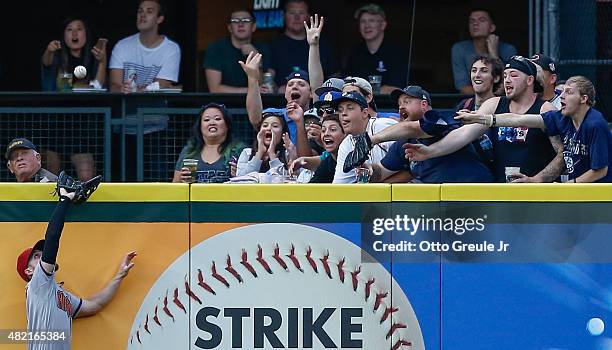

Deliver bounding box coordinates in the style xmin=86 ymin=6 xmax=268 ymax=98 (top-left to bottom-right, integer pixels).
xmin=204 ymin=10 xmax=272 ymax=93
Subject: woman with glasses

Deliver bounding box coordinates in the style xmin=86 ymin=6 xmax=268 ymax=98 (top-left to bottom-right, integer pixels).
xmin=236 ymin=112 xmax=295 ymax=176
xmin=173 ymin=103 xmax=245 ymax=183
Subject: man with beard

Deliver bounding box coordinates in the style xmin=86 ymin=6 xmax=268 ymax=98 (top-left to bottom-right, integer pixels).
xmin=456 ymin=76 xmax=611 ymax=183
xmin=405 ymin=55 xmax=565 ymax=183
xmin=241 ymin=52 xmax=312 ymax=157
xmin=347 ymin=86 xmax=494 ymax=183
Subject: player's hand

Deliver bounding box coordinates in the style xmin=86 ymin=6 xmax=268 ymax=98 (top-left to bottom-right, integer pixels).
xmin=59 ymin=188 xmax=76 ymax=201
xmin=46 ymin=40 xmax=61 ymax=53
xmin=117 ymin=251 xmax=137 ymax=279
xmin=403 ymin=143 xmax=433 ymax=161
xmin=286 ymin=101 xmax=304 ymax=123
xmin=304 ymin=14 xmax=324 ymax=46
xmin=486 ymin=34 xmax=500 ymax=58
xmin=239 ymin=51 xmax=262 ymax=80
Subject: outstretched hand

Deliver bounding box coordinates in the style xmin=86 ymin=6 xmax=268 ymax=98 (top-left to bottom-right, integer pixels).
xmin=455 ymin=110 xmax=488 ymax=125
xmin=116 ymin=251 xmax=137 ymax=279
xmin=403 ymin=143 xmax=433 ymax=161
xmin=239 ymin=51 xmax=263 ymax=80
xmin=304 ymin=14 xmax=324 ymax=46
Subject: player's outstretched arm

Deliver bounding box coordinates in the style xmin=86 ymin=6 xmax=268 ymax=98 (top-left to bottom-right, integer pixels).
xmin=76 ymin=251 xmax=137 ymax=318
xmin=40 ymin=189 xmax=76 ymax=274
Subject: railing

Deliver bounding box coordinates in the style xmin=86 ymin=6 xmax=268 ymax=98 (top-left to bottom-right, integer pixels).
xmin=0 ymin=92 xmax=467 ymax=182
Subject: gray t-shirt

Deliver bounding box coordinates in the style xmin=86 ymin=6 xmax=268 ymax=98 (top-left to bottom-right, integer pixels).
xmin=26 ymin=262 xmax=82 ymax=350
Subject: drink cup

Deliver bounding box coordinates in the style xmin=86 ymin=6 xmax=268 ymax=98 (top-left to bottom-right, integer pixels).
xmin=355 ymin=166 xmax=371 ymax=183
xmin=182 ymin=159 xmax=198 ymax=182
xmin=368 ymin=75 xmax=382 ymax=94
xmin=505 ymin=166 xmax=521 ymax=182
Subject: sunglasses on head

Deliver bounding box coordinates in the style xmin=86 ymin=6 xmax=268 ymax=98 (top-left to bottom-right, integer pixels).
xmin=317 ymin=107 xmax=335 ymax=116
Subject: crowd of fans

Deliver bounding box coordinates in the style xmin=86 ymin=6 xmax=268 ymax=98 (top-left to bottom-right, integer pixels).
xmin=5 ymin=0 xmax=611 ymax=184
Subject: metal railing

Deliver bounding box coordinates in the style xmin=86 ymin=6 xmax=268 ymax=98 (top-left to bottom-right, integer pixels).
xmin=0 ymin=107 xmax=111 ymax=182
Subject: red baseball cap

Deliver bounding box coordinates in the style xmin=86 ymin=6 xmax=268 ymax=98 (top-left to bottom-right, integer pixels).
xmin=16 ymin=239 xmax=45 ymax=282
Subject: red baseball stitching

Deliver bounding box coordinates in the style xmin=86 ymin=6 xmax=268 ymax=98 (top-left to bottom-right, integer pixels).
xmin=131 ymin=244 xmax=412 ymax=349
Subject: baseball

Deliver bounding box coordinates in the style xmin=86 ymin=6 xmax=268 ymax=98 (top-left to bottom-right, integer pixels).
xmin=74 ymin=65 xmax=87 ymax=79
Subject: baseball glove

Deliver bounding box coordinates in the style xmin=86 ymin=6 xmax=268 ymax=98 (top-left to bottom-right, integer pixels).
xmin=55 ymin=171 xmax=102 ymax=203
xmin=343 ymin=132 xmax=373 ymax=173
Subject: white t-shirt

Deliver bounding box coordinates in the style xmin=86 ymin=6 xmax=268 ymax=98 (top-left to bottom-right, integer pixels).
xmin=333 ymin=117 xmax=397 ymax=183
xmin=109 ymin=33 xmax=181 ymax=87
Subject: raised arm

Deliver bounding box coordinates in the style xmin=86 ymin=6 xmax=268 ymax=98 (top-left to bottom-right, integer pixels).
xmin=239 ymin=52 xmax=264 ymax=128
xmin=75 ymin=252 xmax=136 ymax=318
xmin=40 ymin=191 xmax=74 ymax=274
xmin=305 ymin=15 xmax=324 ymax=101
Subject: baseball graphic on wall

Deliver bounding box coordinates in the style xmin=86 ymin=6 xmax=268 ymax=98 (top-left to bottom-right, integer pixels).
xmin=127 ymin=223 xmax=424 ymax=349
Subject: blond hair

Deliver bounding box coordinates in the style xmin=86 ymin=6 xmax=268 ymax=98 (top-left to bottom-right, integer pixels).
xmin=565 ymin=76 xmax=596 ymax=106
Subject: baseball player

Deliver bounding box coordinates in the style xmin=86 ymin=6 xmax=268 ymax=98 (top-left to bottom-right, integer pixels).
xmin=16 ymin=171 xmax=136 ymax=349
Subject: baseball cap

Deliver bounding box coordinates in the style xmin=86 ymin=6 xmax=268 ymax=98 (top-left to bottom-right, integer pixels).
xmin=285 ymin=69 xmax=309 ymax=84
xmin=354 ymin=3 xmax=386 ymax=20
xmin=390 ymin=85 xmax=432 ymax=106
xmin=314 ymin=78 xmax=344 ymax=96
xmin=5 ymin=138 xmax=37 ymax=159
xmin=343 ymin=76 xmax=373 ymax=96
xmin=313 ymin=91 xmax=343 ymax=109
xmin=530 ymin=54 xmax=557 ymax=74
xmin=330 ymin=91 xmax=369 ymax=109
xmin=505 ymin=55 xmax=544 ymax=93
xmin=16 ymin=239 xmax=45 ymax=282
xmin=304 ymin=108 xmax=319 ymax=119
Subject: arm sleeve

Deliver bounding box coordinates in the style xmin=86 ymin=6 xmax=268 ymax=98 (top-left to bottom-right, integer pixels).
xmin=541 ymin=111 xmax=561 ymax=136
xmin=156 ymin=42 xmax=181 ymax=82
xmin=451 ymin=42 xmax=470 ymax=91
xmin=41 ymin=198 xmax=70 ymax=266
xmin=588 ymin=123 xmax=611 ymax=170
xmin=236 ymin=148 xmax=262 ymax=176
xmin=202 ymin=41 xmax=222 ymax=70
xmin=380 ymin=141 xmax=408 ymax=172
xmin=108 ymin=41 xmax=125 ymax=70
xmin=332 ymin=137 xmax=356 ymax=183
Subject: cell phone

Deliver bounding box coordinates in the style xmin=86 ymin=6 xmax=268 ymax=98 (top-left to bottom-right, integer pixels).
xmin=94 ymin=38 xmax=108 ymax=51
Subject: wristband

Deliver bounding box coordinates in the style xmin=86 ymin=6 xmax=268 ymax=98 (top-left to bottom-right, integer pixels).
xmin=491 ymin=113 xmax=497 ymax=127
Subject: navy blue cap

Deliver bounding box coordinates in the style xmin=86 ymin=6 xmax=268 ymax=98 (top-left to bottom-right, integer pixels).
xmin=505 ymin=56 xmax=543 ymax=92
xmin=5 ymin=138 xmax=37 ymax=159
xmin=314 ymin=91 xmax=343 ymax=109
xmin=330 ymin=91 xmax=369 ymax=109
xmin=531 ymin=54 xmax=557 ymax=74
xmin=390 ymin=85 xmax=432 ymax=106
xmin=285 ymin=69 xmax=309 ymax=83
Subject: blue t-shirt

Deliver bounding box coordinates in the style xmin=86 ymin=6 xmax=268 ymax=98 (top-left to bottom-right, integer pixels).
xmin=381 ymin=110 xmax=494 ymax=183
xmin=542 ymin=108 xmax=612 ymax=182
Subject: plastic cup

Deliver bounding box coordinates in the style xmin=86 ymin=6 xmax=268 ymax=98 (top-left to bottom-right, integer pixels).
xmin=505 ymin=166 xmax=521 ymax=182
xmin=355 ymin=166 xmax=371 ymax=183
xmin=368 ymin=75 xmax=382 ymax=94
xmin=182 ymin=159 xmax=198 ymax=182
